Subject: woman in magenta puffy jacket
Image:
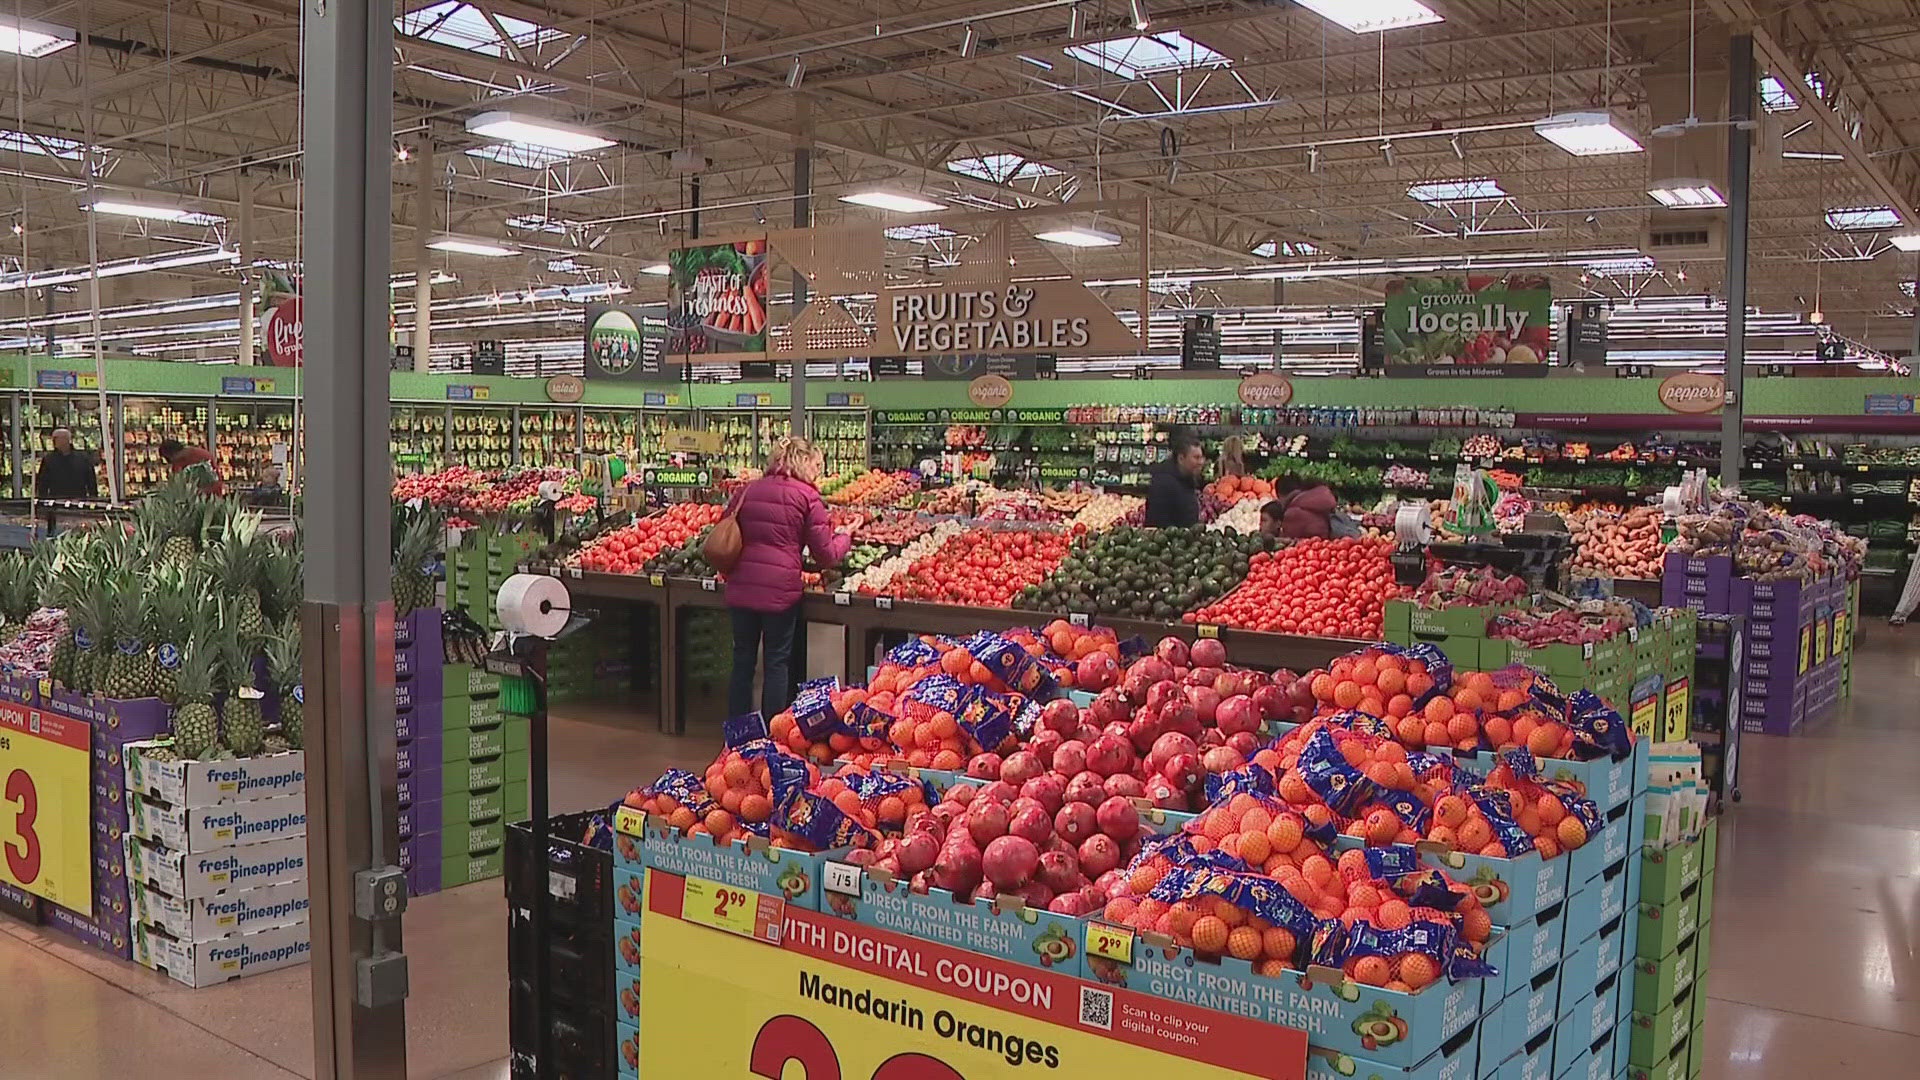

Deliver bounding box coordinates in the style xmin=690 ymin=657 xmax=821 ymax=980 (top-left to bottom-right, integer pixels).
xmin=724 ymin=437 xmax=851 ymax=718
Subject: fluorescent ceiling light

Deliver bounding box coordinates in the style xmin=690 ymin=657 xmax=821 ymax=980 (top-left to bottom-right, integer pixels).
xmin=1035 ymin=226 xmax=1121 ymax=248
xmin=546 ymin=257 xmax=589 ymax=273
xmin=1407 ymin=178 xmax=1506 ymax=203
xmin=1887 ymin=233 xmax=1920 ymax=253
xmin=1782 ymin=150 xmax=1843 ymax=162
xmin=389 ymin=271 xmax=458 ymax=288
xmin=1066 ymin=32 xmax=1229 ymax=80
xmin=839 ymin=191 xmax=945 ymax=213
xmin=1825 ymin=206 xmax=1900 ymax=231
xmin=1292 ymin=0 xmax=1443 ymax=34
xmin=427 ymin=236 xmax=519 ymax=257
xmin=466 ymin=111 xmax=614 ymax=155
xmin=1759 ymin=76 xmax=1797 ymax=113
xmin=505 ymin=214 xmax=583 ymax=234
xmin=0 ymin=16 xmax=76 ymax=57
xmin=1646 ymin=179 xmax=1727 ymax=209
xmin=0 ymin=247 xmax=237 ymax=293
xmin=1586 ymin=256 xmax=1656 ymax=277
xmin=641 ymin=262 xmax=671 ymax=276
xmin=88 ymin=199 xmax=226 ymax=226
xmin=465 ymin=143 xmax=571 ymax=169
xmin=1534 ymin=111 xmax=1644 ymax=156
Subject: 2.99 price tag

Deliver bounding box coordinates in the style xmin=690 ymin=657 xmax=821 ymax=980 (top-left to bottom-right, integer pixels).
xmin=682 ymin=875 xmax=784 ymax=945
xmin=1085 ymin=922 xmax=1135 ymax=965
xmin=0 ymin=703 xmax=90 ymax=909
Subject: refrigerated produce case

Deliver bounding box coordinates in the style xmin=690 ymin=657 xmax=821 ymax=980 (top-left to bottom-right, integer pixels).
xmin=213 ymin=399 xmax=295 ymax=491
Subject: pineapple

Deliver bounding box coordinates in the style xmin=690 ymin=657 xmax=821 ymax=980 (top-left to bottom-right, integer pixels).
xmin=170 ymin=637 xmax=222 ymax=760
xmin=147 ymin=572 xmax=192 ymax=704
xmin=259 ymin=541 xmax=303 ymax=626
xmin=105 ymin=574 xmax=150 ymax=700
xmin=392 ymin=512 xmax=441 ymax=617
xmin=205 ymin=514 xmax=266 ymax=639
xmin=265 ymin=615 xmax=303 ymax=749
xmin=218 ymin=622 xmax=265 ymax=757
xmin=65 ymin=590 xmax=107 ymax=695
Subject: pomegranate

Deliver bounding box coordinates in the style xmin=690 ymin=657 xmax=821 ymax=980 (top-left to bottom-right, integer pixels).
xmin=897 ymin=832 xmax=939 ymax=876
xmin=1094 ymin=795 xmax=1142 ymax=843
xmin=966 ymin=753 xmax=1003 ymax=780
xmin=1055 ymin=801 xmax=1099 ymax=843
xmin=1190 ymin=637 xmax=1227 ymax=669
xmin=1201 ymin=746 xmax=1246 ymax=774
xmin=1089 ymin=688 xmax=1130 ymax=726
xmin=1184 ymin=685 xmax=1222 ymax=724
xmin=1102 ymin=773 xmax=1146 ymax=799
xmin=1039 ymin=697 xmax=1080 ymax=737
xmin=1148 ymin=731 xmax=1200 ymax=775
xmin=1037 ymin=850 xmax=1083 ymax=895
xmin=1064 ymin=770 xmax=1107 ymax=806
xmin=1086 ymin=734 xmax=1134 ymax=776
xmin=982 ymin=835 xmax=1040 ymax=890
xmin=1154 ymin=636 xmax=1190 ymax=668
xmin=1051 ymin=739 xmax=1088 ymax=777
xmin=1019 ymin=774 xmax=1066 ymax=815
xmin=1077 ymin=834 xmax=1121 ymax=877
xmin=965 ymin=801 xmax=1010 ymax=845
xmin=1216 ymin=695 xmax=1262 ymax=736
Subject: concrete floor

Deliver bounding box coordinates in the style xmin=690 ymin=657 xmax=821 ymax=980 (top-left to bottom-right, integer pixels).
xmin=2 ymin=636 xmax=1918 ymax=1079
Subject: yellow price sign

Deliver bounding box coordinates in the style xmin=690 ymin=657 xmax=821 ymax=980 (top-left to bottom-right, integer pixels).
xmin=1195 ymin=624 xmax=1220 ymax=640
xmin=1629 ymin=694 xmax=1659 ymax=739
xmin=682 ymin=874 xmax=785 ymax=945
xmin=1664 ymin=678 xmax=1690 ymax=738
xmin=612 ymin=805 xmax=647 ymax=838
xmin=1084 ymin=922 xmax=1135 ymax=965
xmin=648 ymin=573 xmax=666 ymax=588
xmin=0 ymin=702 xmax=91 ymax=908
xmin=1833 ymin=611 xmax=1848 ymax=651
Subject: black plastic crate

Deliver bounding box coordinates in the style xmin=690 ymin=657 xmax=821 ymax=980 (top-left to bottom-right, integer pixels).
xmin=508 ymin=909 xmax=612 ymax=1008
xmin=509 ymin=976 xmax=615 ymax=1080
xmin=506 ymin=812 xmax=613 ymax=942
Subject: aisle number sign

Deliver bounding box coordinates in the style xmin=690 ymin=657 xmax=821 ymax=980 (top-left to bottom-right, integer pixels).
xmin=0 ymin=701 xmax=90 ymax=908
xmin=642 ymin=871 xmax=1305 ymax=1080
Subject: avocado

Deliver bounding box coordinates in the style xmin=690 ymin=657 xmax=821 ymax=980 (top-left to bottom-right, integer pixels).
xmin=1336 ymin=981 xmax=1363 ymax=1002
xmin=1358 ymin=1018 xmax=1400 ymax=1045
xmin=1332 ymin=1056 xmax=1356 ymax=1077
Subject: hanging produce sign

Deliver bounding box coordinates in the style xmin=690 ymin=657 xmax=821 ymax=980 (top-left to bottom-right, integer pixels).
xmin=1657 ymin=373 xmax=1726 ymax=414
xmin=264 ymin=298 xmax=303 ymax=367
xmin=1382 ymin=274 xmax=1552 ymax=377
xmin=667 ymin=237 xmax=770 ymax=359
xmin=0 ymin=701 xmax=91 ymax=909
xmin=585 ymin=302 xmax=667 ymax=381
xmin=922 ymin=354 xmax=1038 ymax=381
xmin=544 ymin=375 xmax=585 ymax=403
xmin=1564 ymin=300 xmax=1609 ymax=365
xmin=1237 ymin=372 xmax=1293 ymax=407
xmin=1181 ymin=315 xmax=1222 ymax=370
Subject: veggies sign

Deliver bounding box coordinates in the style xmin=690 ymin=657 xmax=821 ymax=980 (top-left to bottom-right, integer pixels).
xmin=1383 ymin=274 xmax=1552 ymax=377
xmin=669 ymin=237 xmax=770 ymax=359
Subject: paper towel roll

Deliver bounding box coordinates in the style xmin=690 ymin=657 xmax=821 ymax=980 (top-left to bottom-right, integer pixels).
xmin=496 ymin=573 xmax=571 ymax=638
xmin=1394 ymin=502 xmax=1432 ymax=547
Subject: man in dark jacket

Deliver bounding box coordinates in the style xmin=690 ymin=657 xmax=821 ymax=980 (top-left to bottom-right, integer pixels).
xmin=1144 ymin=433 xmax=1205 ymax=527
xmin=35 ymin=428 xmax=97 ymax=500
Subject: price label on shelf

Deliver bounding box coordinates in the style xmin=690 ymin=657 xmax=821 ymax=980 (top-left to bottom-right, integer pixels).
xmin=567 ymin=567 xmax=582 ymax=580
xmin=681 ymin=875 xmax=783 ymax=945
xmin=648 ymin=574 xmax=665 ymax=588
xmin=832 ymin=592 xmax=851 ymax=606
xmin=821 ymin=860 xmax=862 ymax=897
xmin=0 ymin=702 xmax=90 ymax=909
xmin=1627 ymin=626 xmax=1640 ymax=643
xmin=1858 ymin=465 xmax=1870 ymax=473
xmin=1793 ymin=463 xmax=1805 ymax=471
xmin=875 ymin=596 xmax=893 ymax=611
xmin=547 ymin=566 xmax=562 ymax=578
xmin=1196 ymin=624 xmax=1220 ymax=639
xmin=701 ymin=578 xmax=718 ymax=592
xmin=1085 ymin=922 xmax=1136 ymax=965
xmin=1853 ymin=497 xmax=1865 ymax=506
xmin=1068 ymin=612 xmax=1090 ymax=628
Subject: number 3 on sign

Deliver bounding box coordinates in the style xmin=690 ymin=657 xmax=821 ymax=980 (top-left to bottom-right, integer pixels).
xmin=4 ymin=768 xmax=40 ymax=885
xmin=751 ymin=1015 xmax=964 ymax=1080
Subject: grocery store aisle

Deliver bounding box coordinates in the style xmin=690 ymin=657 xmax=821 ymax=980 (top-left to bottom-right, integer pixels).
xmin=4 ymin=651 xmax=1919 ymax=1079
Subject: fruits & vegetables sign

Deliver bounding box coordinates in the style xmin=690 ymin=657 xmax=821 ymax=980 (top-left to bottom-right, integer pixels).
xmin=1383 ymin=274 xmax=1552 ymax=378
xmin=668 ymin=237 xmax=770 ymax=360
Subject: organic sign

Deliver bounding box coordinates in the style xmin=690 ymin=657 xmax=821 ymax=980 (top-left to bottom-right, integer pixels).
xmin=1658 ymin=373 xmax=1726 ymax=414
xmin=1383 ymin=274 xmax=1552 ymax=377
xmin=668 ymin=238 xmax=770 ymax=357
xmin=967 ymin=374 xmax=1014 ymax=407
xmin=1237 ymin=373 xmax=1293 ymax=407
xmin=264 ymin=298 xmax=303 ymax=367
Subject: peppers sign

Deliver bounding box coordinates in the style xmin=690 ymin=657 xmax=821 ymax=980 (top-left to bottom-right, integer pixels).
xmin=967 ymin=374 xmax=1014 ymax=407
xmin=1237 ymin=373 xmax=1293 ymax=407
xmin=1658 ymin=373 xmax=1726 ymax=414
xmin=1382 ymin=274 xmax=1552 ymax=377
xmin=264 ymin=298 xmax=303 ymax=367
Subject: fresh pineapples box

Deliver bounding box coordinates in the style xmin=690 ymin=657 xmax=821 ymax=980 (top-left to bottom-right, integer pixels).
xmin=133 ymin=918 xmax=312 ymax=988
xmin=129 ymin=875 xmax=310 ymax=943
xmin=129 ymin=789 xmax=307 ymax=853
xmin=125 ymin=833 xmax=308 ymax=900
xmin=124 ymin=740 xmax=305 ymax=808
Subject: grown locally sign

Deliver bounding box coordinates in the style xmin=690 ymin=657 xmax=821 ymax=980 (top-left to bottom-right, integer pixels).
xmin=1383 ymin=274 xmax=1552 ymax=377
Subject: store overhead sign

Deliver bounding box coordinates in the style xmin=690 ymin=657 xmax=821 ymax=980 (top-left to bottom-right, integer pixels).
xmin=1181 ymin=315 xmax=1222 ymax=370
xmin=584 ymin=302 xmax=667 ymax=381
xmin=1383 ymin=274 xmax=1552 ymax=377
xmin=1657 ymin=372 xmax=1725 ymax=413
xmin=666 ymin=238 xmax=769 ymax=360
xmin=1238 ymin=372 xmax=1293 ymax=407
xmin=967 ymin=374 xmax=1014 ymax=406
xmin=264 ymin=298 xmax=303 ymax=367
xmin=1564 ymin=300 xmax=1609 ymax=366
xmin=1864 ymin=394 xmax=1915 ymax=415
xmin=544 ymin=375 xmax=585 ymax=403
xmin=221 ymin=376 xmax=276 ymax=395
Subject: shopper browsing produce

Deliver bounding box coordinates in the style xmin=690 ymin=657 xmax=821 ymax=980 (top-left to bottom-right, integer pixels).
xmin=1272 ymin=474 xmax=1337 ymax=539
xmin=158 ymin=437 xmax=226 ymax=496
xmin=35 ymin=427 xmax=97 ymax=500
xmin=1144 ymin=433 xmax=1205 ymax=527
xmin=724 ymin=436 xmax=851 ymax=717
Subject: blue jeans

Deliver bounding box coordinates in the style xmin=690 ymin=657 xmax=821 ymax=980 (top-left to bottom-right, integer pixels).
xmin=729 ymin=605 xmax=800 ymax=720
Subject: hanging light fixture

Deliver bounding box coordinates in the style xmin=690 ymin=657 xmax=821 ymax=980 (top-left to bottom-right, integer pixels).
xmin=1068 ymin=5 xmax=1084 ymax=38
xmin=786 ymin=57 xmax=805 ymax=88
xmin=960 ymin=25 xmax=979 ymax=57
xmin=1450 ymin=135 xmax=1465 ymax=160
xmin=1307 ymin=146 xmax=1320 ymax=173
xmin=1128 ymin=0 xmax=1151 ymax=31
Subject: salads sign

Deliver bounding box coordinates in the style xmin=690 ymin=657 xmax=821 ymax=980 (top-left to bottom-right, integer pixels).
xmin=668 ymin=238 xmax=770 ymax=359
xmin=1383 ymin=274 xmax=1553 ymax=378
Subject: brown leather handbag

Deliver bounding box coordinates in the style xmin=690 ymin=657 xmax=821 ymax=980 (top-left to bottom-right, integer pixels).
xmin=703 ymin=498 xmax=744 ymax=572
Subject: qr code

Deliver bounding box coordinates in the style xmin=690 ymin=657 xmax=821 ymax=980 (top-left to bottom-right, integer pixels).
xmin=1078 ymin=986 xmax=1113 ymax=1031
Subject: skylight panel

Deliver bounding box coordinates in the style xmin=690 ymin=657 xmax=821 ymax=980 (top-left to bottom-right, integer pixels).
xmin=1759 ymin=76 xmax=1797 ymax=113
xmin=885 ymin=223 xmax=957 ymax=242
xmin=1825 ymin=206 xmax=1900 ymax=231
xmin=1065 ymin=31 xmax=1229 ymax=80
xmin=397 ymin=2 xmax=563 ymax=59
xmin=466 ymin=143 xmax=570 ymax=169
xmin=0 ymin=128 xmax=86 ymax=160
xmin=1407 ymin=178 xmax=1506 ymax=203
xmin=946 ymin=153 xmax=1060 ymax=182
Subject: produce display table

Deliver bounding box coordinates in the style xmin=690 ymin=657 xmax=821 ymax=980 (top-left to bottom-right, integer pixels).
xmin=541 ymin=569 xmax=1366 ymax=733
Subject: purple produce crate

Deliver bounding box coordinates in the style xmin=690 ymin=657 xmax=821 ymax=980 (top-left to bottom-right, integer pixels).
xmin=45 ymin=899 xmax=131 ymax=960
xmin=1741 ymin=688 xmax=1798 ymax=734
xmin=0 ymin=880 xmax=39 ymax=924
xmin=395 ymin=735 xmax=443 ymax=777
xmin=0 ymin=676 xmax=39 ymax=706
xmin=1662 ymin=554 xmax=1733 ymax=612
xmin=398 ymin=799 xmax=441 ymax=842
xmin=409 ymin=861 xmax=442 ymax=897
xmin=45 ymin=692 xmax=173 ymax=744
xmin=400 ymin=830 xmax=441 ymax=874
